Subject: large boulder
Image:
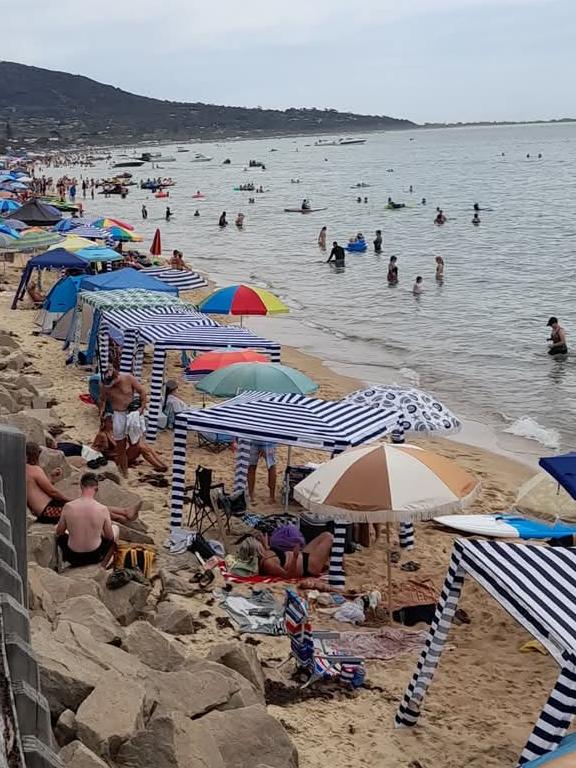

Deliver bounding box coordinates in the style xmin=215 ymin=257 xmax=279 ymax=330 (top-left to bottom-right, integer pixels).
xmin=145 ymin=668 xmax=238 ymax=719
xmin=54 ymin=709 xmax=77 ymax=748
xmin=60 ymin=739 xmax=114 ymax=768
xmin=0 ymin=413 xmax=46 ymax=444
xmin=39 ymin=446 xmax=72 ymax=480
xmin=0 ymin=371 xmax=40 ymax=396
xmin=159 ymin=569 xmax=197 ymax=597
xmin=20 ymin=408 xmax=64 ymax=430
xmin=28 ymin=563 xmax=101 ymax=620
xmin=115 ymin=712 xmax=225 ymax=768
xmin=57 ymin=595 xmax=124 ymax=645
xmin=75 ymin=671 xmax=148 ymax=761
xmin=54 ymin=475 xmax=141 ymax=511
xmin=0 ymin=333 xmax=20 ymax=350
xmin=93 ymin=573 xmax=152 ymax=626
xmin=202 ymin=706 xmax=299 ymax=768
xmin=0 ymin=350 xmax=25 ymax=371
xmin=184 ymin=657 xmax=263 ymax=708
xmin=121 ymin=621 xmax=186 ymax=671
xmin=0 ymin=385 xmax=18 ymax=413
xmin=153 ymin=601 xmax=196 ymax=635
xmin=115 ymin=522 xmax=154 ymax=546
xmin=27 ymin=525 xmax=58 ymax=570
xmin=207 ymin=642 xmax=266 ymax=695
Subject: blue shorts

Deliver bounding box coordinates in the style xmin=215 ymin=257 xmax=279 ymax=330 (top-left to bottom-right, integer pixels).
xmin=249 ymin=442 xmax=277 ymax=469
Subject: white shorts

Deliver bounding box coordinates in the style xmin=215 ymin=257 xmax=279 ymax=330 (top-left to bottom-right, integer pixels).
xmin=112 ymin=411 xmax=128 ymax=441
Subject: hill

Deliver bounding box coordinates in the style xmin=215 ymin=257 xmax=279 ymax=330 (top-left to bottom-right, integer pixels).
xmin=0 ymin=61 xmax=415 ymax=147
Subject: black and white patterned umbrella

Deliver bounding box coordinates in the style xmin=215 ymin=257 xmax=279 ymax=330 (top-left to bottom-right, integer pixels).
xmin=344 ymin=385 xmax=462 ymax=435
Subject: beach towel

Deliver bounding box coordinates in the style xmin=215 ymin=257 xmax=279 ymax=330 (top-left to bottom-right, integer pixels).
xmin=219 ymin=588 xmax=284 ymax=635
xmin=335 ymin=627 xmax=428 ymax=660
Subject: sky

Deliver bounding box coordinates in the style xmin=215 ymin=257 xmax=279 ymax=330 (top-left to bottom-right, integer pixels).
xmin=1 ymin=0 xmax=574 ymax=123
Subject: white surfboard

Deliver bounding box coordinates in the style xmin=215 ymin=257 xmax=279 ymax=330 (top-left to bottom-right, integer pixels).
xmin=433 ymin=515 xmax=520 ymax=538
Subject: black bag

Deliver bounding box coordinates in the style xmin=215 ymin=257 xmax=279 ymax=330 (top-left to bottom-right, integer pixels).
xmin=187 ymin=533 xmax=217 ymax=560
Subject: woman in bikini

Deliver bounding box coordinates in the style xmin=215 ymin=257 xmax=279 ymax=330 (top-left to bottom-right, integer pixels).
xmin=231 ymin=528 xmax=334 ymax=579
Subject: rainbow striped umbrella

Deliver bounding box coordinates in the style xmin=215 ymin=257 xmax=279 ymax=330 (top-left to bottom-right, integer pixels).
xmin=198 ymin=284 xmax=288 ymax=319
xmin=106 ymin=225 xmax=142 ymax=242
xmin=90 ymin=217 xmax=135 ymax=231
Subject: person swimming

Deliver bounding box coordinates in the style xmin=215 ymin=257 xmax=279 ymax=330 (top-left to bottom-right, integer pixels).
xmin=472 ymin=212 xmax=481 ymax=226
xmin=235 ymin=212 xmax=245 ymax=228
xmin=165 ymin=207 xmax=172 ymax=221
xmin=473 ymin=203 xmax=480 ymax=212
xmin=357 ymin=196 xmax=362 ymax=203
xmin=387 ymin=256 xmax=398 ymax=284
xmin=387 ymin=197 xmax=405 ymax=210
xmin=412 ymin=276 xmax=423 ymax=295
xmin=434 ymin=209 xmax=446 ymax=225
xmin=193 ymin=209 xmax=200 ymax=217
xmin=318 ymin=226 xmax=327 ymax=249
xmin=421 ymin=198 xmax=427 ymax=205
xmin=374 ymin=229 xmax=383 ymax=253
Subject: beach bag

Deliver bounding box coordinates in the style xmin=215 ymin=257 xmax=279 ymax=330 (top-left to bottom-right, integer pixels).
xmin=114 ymin=544 xmax=155 ymax=577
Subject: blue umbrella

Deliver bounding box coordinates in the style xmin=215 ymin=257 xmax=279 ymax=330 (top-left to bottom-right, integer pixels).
xmin=0 ymin=224 xmax=20 ymax=238
xmin=53 ymin=218 xmax=91 ymax=233
xmin=0 ymin=200 xmax=20 ymax=214
xmin=0 ymin=218 xmax=27 ymax=231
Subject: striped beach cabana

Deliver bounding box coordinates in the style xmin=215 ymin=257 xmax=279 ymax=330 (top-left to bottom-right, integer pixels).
xmin=170 ymin=391 xmax=400 ymax=585
xmin=395 ymin=539 xmax=576 ymax=766
xmin=141 ymin=266 xmax=207 ymax=291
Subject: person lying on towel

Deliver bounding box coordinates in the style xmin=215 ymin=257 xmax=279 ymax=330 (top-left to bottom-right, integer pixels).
xmin=231 ymin=526 xmax=333 ymax=579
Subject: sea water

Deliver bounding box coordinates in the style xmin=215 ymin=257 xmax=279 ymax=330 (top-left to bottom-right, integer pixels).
xmin=62 ymin=122 xmax=576 ymax=454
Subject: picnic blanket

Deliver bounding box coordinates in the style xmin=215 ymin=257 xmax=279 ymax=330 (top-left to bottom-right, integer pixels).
xmin=335 ymin=627 xmax=428 ymax=660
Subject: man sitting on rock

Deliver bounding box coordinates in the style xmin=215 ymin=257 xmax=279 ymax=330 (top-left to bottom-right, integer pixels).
xmin=56 ymin=472 xmax=119 ymax=567
xmin=26 ymin=441 xmax=141 ymax=524
xmin=26 ymin=441 xmax=72 ymax=523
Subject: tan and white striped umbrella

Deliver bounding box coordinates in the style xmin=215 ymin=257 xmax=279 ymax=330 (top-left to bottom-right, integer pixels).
xmin=294 ymin=442 xmax=479 ymax=523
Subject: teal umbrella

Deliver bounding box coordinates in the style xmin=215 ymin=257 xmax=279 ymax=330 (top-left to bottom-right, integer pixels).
xmin=196 ymin=362 xmax=318 ymax=398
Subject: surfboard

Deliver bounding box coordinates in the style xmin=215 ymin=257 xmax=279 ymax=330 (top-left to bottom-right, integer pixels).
xmin=284 ymin=208 xmax=327 ymax=213
xmin=434 ymin=514 xmax=576 ymax=540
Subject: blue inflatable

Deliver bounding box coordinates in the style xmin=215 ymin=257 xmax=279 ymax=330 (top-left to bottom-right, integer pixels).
xmin=346 ymin=240 xmax=367 ymax=253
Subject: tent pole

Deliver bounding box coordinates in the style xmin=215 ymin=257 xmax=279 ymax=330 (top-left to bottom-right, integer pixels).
xmin=284 ymin=445 xmax=292 ymax=513
xmin=386 ymin=522 xmax=393 ymax=625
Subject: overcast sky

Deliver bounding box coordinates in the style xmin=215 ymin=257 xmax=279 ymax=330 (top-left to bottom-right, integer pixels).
xmin=2 ymin=0 xmax=573 ymax=123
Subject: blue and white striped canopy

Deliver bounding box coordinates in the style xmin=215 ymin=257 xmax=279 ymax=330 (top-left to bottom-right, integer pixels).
xmin=175 ymin=391 xmax=401 ymax=450
xmin=141 ymin=267 xmax=207 ymax=291
xmin=102 ymin=307 xmax=218 ymax=330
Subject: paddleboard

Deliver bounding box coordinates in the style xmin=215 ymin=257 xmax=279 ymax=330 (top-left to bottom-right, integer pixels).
xmin=284 ymin=208 xmax=327 ymax=213
xmin=433 ymin=515 xmax=520 ymax=538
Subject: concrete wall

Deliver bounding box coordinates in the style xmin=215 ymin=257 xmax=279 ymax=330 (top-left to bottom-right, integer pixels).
xmin=0 ymin=427 xmax=63 ymax=768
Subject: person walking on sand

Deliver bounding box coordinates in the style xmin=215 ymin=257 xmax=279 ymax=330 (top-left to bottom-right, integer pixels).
xmin=413 ymin=276 xmax=424 ymax=295
xmin=98 ymin=367 xmax=147 ymax=478
xmin=547 ymin=316 xmax=568 ymax=356
xmin=318 ymin=226 xmax=327 ymax=249
xmin=435 ymin=256 xmax=445 ymax=281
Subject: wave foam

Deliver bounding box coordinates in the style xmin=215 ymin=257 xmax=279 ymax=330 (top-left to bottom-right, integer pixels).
xmin=503 ymin=416 xmax=561 ymax=449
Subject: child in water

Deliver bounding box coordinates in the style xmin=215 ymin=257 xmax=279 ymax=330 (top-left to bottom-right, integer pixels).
xmin=387 ymin=256 xmax=398 ymax=284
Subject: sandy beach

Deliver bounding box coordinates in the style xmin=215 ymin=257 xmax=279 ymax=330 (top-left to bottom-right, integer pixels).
xmin=0 ymin=247 xmax=561 ymax=768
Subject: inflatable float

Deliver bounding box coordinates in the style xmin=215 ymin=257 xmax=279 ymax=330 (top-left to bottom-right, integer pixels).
xmin=346 ymin=240 xmax=367 ymax=252
xmin=191 ymin=193 xmax=205 ymax=199
xmin=155 ymin=191 xmax=169 ymax=198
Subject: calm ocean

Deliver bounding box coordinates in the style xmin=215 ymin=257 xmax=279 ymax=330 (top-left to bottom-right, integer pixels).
xmin=62 ymin=123 xmax=576 ymax=455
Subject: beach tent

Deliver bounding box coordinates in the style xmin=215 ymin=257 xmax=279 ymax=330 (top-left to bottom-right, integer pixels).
xmin=539 ymin=453 xmax=576 ymax=500
xmin=5 ymin=199 xmax=61 ymax=226
xmin=11 ymin=248 xmax=89 ymax=309
xmin=76 ymin=247 xmax=123 ymax=265
xmin=395 ymin=539 xmax=576 ymax=766
xmin=141 ymin=267 xmax=207 ymax=291
xmin=169 ymin=391 xmax=400 ymax=584
xmin=36 ymin=275 xmax=83 ymax=333
xmin=80 ymin=267 xmax=178 ymax=295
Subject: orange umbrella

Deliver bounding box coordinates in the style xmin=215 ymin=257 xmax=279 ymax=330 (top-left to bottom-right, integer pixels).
xmin=187 ymin=349 xmax=268 ymax=378
xmin=150 ymin=228 xmax=162 ymax=256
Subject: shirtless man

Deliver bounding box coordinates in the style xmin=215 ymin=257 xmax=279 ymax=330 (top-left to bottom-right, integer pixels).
xmin=56 ymin=473 xmax=119 ymax=567
xmin=26 ymin=442 xmax=72 ymax=523
xmin=99 ymin=368 xmax=147 ymax=477
xmin=547 ymin=316 xmax=568 ymax=356
xmin=26 ymin=441 xmax=141 ymax=523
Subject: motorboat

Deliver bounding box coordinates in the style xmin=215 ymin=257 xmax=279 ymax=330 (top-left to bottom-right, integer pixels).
xmin=113 ymin=160 xmax=145 ymax=168
xmin=177 ymin=147 xmax=190 ymax=152
xmin=314 ymin=137 xmax=367 ymax=147
xmin=191 ymin=153 xmax=213 ymax=162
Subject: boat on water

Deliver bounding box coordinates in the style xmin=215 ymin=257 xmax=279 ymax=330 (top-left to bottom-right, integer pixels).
xmin=113 ymin=161 xmax=145 ymax=168
xmin=191 ymin=153 xmax=213 ymax=162
xmin=315 ymin=137 xmax=367 ymax=147
xmin=177 ymin=147 xmax=190 ymax=153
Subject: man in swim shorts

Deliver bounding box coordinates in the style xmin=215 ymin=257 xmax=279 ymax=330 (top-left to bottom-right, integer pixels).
xmin=247 ymin=441 xmax=277 ymax=503
xmin=26 ymin=442 xmax=72 ymax=523
xmin=99 ymin=367 xmax=147 ymax=477
xmin=547 ymin=316 xmax=568 ymax=356
xmin=56 ymin=473 xmax=119 ymax=568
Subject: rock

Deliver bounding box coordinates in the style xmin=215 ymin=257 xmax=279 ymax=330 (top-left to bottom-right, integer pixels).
xmin=54 ymin=709 xmax=77 ymax=748
xmin=27 ymin=526 xmax=58 ymax=570
xmin=75 ymin=671 xmax=147 ymax=760
xmin=39 ymin=446 xmax=72 ymax=480
xmin=202 ymin=706 xmax=299 ymax=768
xmin=122 ymin=621 xmax=186 ymax=671
xmin=0 ymin=350 xmax=25 ymax=371
xmin=183 ymin=657 xmax=263 ymax=708
xmin=93 ymin=572 xmax=151 ymax=626
xmin=0 ymin=372 xmax=40 ymax=395
xmin=0 ymin=385 xmax=18 ymax=413
xmin=28 ymin=563 xmax=101 ymax=620
xmin=159 ymin=569 xmax=196 ymax=597
xmin=0 ymin=413 xmax=46 ymax=444
xmin=54 ymin=476 xmax=141 ymax=511
xmin=57 ymin=596 xmax=124 ymax=645
xmin=59 ymin=740 xmax=110 ymax=768
xmin=207 ymin=642 xmax=266 ymax=695
xmin=0 ymin=333 xmax=20 ymax=350
xmin=20 ymin=408 xmax=64 ymax=429
xmin=115 ymin=712 xmax=225 ymax=768
xmin=32 ymin=395 xmax=49 ymax=409
xmin=115 ymin=522 xmax=154 ymax=546
xmin=153 ymin=601 xmax=196 ymax=635
xmin=145 ymin=668 xmax=238 ymax=719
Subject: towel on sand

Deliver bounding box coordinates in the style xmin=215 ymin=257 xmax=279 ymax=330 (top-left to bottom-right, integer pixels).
xmin=335 ymin=627 xmax=428 ymax=660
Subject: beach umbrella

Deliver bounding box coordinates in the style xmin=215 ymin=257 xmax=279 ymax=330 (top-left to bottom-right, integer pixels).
xmin=76 ymin=246 xmax=123 ymax=264
xmin=187 ymin=349 xmax=268 ymax=379
xmin=0 ymin=224 xmax=20 ymax=238
xmin=294 ymin=442 xmax=478 ymax=620
xmin=344 ymin=385 xmax=461 ymax=435
xmin=198 ymin=284 xmax=288 ymax=324
xmin=53 ymin=218 xmax=91 ymax=232
xmin=12 ymin=230 xmax=63 ymax=252
xmin=0 ymin=232 xmax=20 ymax=250
xmin=196 ymin=362 xmax=318 ymax=398
xmin=61 ymin=226 xmax=108 ymax=240
xmin=0 ymin=218 xmax=27 ymax=231
xmin=0 ymin=199 xmax=20 ymax=214
xmin=105 ymin=225 xmax=142 ymax=242
xmin=150 ymin=228 xmax=161 ymax=256
xmin=90 ymin=217 xmax=135 ymax=231
xmin=49 ymin=235 xmax=99 ymax=252
xmin=515 ymin=472 xmax=576 ymax=522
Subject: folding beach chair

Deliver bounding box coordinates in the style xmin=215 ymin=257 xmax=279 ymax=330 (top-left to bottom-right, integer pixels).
xmin=185 ymin=465 xmax=226 ymax=537
xmin=281 ymin=465 xmax=315 ymax=506
xmin=281 ymin=589 xmax=365 ymax=688
xmin=197 ymin=430 xmax=235 ymax=453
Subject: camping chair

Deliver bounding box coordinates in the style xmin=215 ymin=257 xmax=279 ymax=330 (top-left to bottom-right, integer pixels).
xmin=281 ymin=589 xmax=365 ymax=688
xmin=185 ymin=465 xmax=226 ymax=538
xmin=281 ymin=465 xmax=315 ymax=506
xmin=197 ymin=431 xmax=235 ymax=453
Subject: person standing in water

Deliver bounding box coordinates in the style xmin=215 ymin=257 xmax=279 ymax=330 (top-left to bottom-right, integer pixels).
xmin=387 ymin=256 xmax=398 ymax=284
xmin=374 ymin=230 xmax=383 ymax=253
xmin=435 ymin=256 xmax=445 ymax=281
xmin=472 ymin=212 xmax=481 ymax=226
xmin=141 ymin=204 xmax=147 ymax=220
xmin=412 ymin=276 xmax=423 ymax=295
xmin=165 ymin=207 xmax=172 ymax=221
xmin=327 ymin=241 xmax=345 ymax=266
xmin=547 ymin=317 xmax=568 ymax=356
xmin=219 ymin=211 xmax=228 ymax=227
xmin=235 ymin=213 xmax=245 ymax=228
xmin=318 ymin=226 xmax=327 ymax=249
